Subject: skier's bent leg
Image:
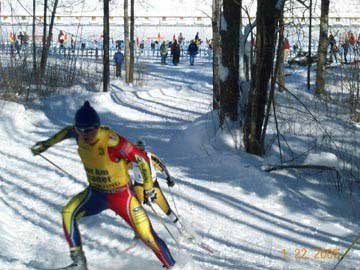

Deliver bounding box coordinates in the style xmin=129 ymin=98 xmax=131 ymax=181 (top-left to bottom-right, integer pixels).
xmin=152 ymin=182 xmax=182 ymax=230
xmin=133 ymin=182 xmax=144 ymax=203
xmin=129 ymin=197 xmax=175 ymax=268
xmin=109 ymin=189 xmax=175 ymax=268
xmin=62 ymin=188 xmax=106 ymax=249
xmin=153 ymin=181 xmax=171 ymax=215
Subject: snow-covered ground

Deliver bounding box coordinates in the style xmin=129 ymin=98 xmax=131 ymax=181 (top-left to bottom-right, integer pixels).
xmin=0 ymin=54 xmax=359 ymax=270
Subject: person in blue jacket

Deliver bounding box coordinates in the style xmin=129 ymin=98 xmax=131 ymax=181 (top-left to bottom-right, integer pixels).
xmin=113 ymin=48 xmax=124 ymax=78
xmin=187 ymin=40 xmax=198 ymax=66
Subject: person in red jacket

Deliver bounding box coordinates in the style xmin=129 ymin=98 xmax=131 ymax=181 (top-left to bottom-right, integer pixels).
xmin=31 ymin=101 xmax=175 ymax=270
xmin=283 ymin=38 xmax=291 ymax=63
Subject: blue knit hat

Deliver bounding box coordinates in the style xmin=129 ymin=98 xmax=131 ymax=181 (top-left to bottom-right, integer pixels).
xmin=75 ymin=101 xmax=100 ymax=129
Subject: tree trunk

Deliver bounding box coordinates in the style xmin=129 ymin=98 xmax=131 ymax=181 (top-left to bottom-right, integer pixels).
xmin=39 ymin=0 xmax=47 ymax=79
xmin=261 ymin=10 xmax=285 ymax=150
xmin=277 ymin=19 xmax=285 ymax=92
xmin=315 ymin=0 xmax=330 ymax=96
xmin=40 ymin=0 xmax=59 ymax=78
xmin=212 ymin=0 xmax=221 ymax=111
xmin=103 ymin=0 xmax=110 ymax=92
xmin=243 ymin=0 xmax=281 ymax=155
xmin=32 ymin=0 xmax=36 ymax=73
xmin=239 ymin=12 xmax=256 ymax=128
xmin=219 ymin=0 xmax=240 ymax=122
xmin=124 ymin=0 xmax=131 ymax=84
xmin=129 ymin=0 xmax=134 ymax=82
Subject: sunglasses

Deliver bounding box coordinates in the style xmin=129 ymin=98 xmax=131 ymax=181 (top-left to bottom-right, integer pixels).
xmin=75 ymin=126 xmax=99 ymax=134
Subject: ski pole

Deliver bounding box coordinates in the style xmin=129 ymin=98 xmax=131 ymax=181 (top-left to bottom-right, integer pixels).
xmin=148 ymin=202 xmax=178 ymax=245
xmin=332 ymin=233 xmax=360 ymax=270
xmin=167 ymin=184 xmax=180 ymax=217
xmin=38 ymin=153 xmax=78 ymax=181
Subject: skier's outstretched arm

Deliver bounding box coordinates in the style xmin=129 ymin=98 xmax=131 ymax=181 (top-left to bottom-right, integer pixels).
xmin=31 ymin=125 xmax=76 ymax=155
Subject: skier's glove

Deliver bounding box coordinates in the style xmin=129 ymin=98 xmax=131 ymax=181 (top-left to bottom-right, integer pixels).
xmin=31 ymin=141 xmax=48 ymax=155
xmin=166 ymin=176 xmax=175 ymax=187
xmin=144 ymin=188 xmax=157 ymax=204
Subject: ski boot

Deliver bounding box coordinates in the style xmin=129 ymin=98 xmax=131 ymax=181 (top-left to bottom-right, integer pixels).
xmin=59 ymin=250 xmax=87 ymax=270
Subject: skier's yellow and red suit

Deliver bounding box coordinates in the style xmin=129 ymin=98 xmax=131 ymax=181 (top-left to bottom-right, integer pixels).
xmin=42 ymin=126 xmax=175 ymax=268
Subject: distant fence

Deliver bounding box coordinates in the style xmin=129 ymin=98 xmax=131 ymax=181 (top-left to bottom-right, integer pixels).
xmin=0 ymin=42 xmax=213 ymax=61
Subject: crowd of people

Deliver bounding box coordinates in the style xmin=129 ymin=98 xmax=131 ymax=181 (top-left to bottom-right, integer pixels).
xmin=8 ymin=31 xmax=29 ymax=57
xmin=328 ymin=31 xmax=360 ymax=63
xmin=112 ymin=32 xmax=206 ymax=79
xmin=284 ymin=30 xmax=360 ymax=65
xmin=5 ymin=29 xmax=211 ymax=69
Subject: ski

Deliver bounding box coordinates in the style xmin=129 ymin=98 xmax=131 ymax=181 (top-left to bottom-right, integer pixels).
xmin=187 ymin=235 xmax=215 ymax=254
xmin=121 ymin=240 xmax=139 ymax=253
xmin=179 ymin=229 xmax=216 ymax=254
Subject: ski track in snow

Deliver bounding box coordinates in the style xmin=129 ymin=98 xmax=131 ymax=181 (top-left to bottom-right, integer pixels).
xmin=0 ymin=58 xmax=359 ymax=270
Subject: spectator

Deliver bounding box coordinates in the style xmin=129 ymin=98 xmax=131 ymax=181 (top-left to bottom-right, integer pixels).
xmin=187 ymin=40 xmax=198 ymax=66
xmin=151 ymin=40 xmax=155 ymax=55
xmin=113 ymin=48 xmax=124 ymax=78
xmin=171 ymin=39 xmax=181 ymax=66
xmin=283 ymin=38 xmax=290 ymax=63
xmin=81 ymin=42 xmax=86 ymax=56
xmin=23 ymin=32 xmax=29 ymax=46
xmin=15 ymin=39 xmax=21 ymax=56
xmin=71 ymin=35 xmax=76 ymax=53
xmin=328 ymin=34 xmax=338 ymax=63
xmin=349 ymin=31 xmax=356 ymax=46
xmin=140 ymin=40 xmax=145 ymax=54
xmin=94 ymin=40 xmax=99 ymax=59
xmin=18 ymin=32 xmax=24 ymax=45
xmin=195 ymin=32 xmax=200 ymax=45
xmin=160 ymin=41 xmax=168 ymax=64
xmin=293 ymin=44 xmax=299 ymax=56
xmin=9 ymin=32 xmax=16 ymax=58
xmin=58 ymin=30 xmax=66 ymax=51
xmin=178 ymin=32 xmax=184 ymax=44
xmin=342 ymin=38 xmax=350 ymax=63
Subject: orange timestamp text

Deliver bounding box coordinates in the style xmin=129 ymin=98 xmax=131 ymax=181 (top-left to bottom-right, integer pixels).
xmin=282 ymin=247 xmax=341 ymax=260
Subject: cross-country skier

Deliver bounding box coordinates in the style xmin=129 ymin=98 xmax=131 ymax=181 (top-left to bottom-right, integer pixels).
xmin=31 ymin=101 xmax=175 ymax=270
xmin=130 ymin=140 xmax=183 ymax=232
